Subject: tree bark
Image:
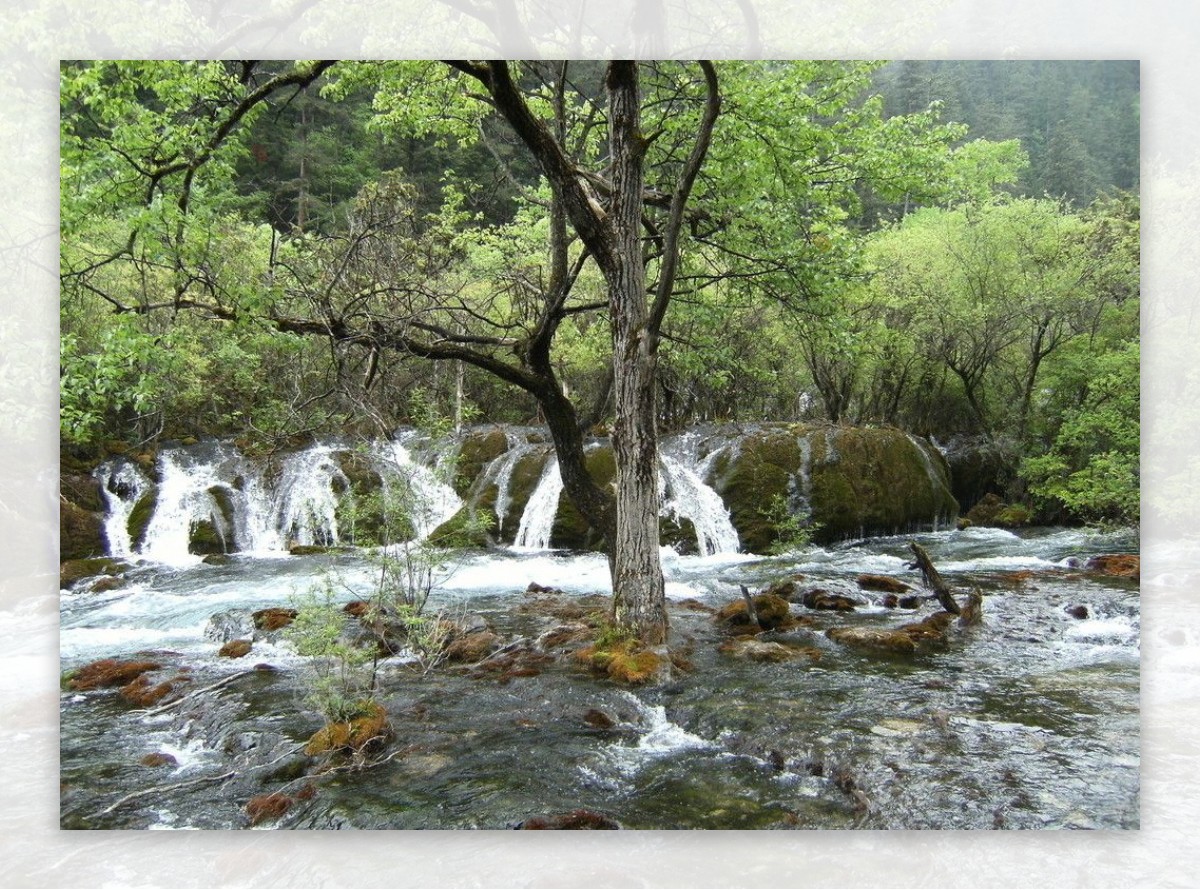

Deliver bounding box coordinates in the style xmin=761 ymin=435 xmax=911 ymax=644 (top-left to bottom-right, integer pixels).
xmin=604 ymin=61 xmax=668 ymax=644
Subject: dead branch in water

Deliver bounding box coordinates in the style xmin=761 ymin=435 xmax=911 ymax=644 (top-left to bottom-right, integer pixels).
xmin=739 ymin=585 xmax=759 ymax=627
xmin=908 ymin=543 xmax=961 ymax=615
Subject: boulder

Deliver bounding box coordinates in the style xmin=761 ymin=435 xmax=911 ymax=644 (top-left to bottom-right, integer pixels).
xmin=799 ymin=589 xmax=861 ymax=612
xmin=204 ymin=609 xmax=256 ymax=643
xmin=1086 ymin=554 xmax=1140 ymax=580
xmin=857 ymin=574 xmax=910 ymax=594
xmin=68 ymin=658 xmax=162 ymax=691
xmin=60 ymin=500 xmax=106 ymax=561
xmin=219 ymin=639 xmax=253 ymax=658
xmin=715 ymin=593 xmax=792 ymax=630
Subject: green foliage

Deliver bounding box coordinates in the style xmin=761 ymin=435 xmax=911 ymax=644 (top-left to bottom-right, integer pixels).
xmin=286 ymin=582 xmax=377 ymax=724
xmin=1022 ymin=340 xmax=1139 ymax=525
xmin=761 ymin=493 xmax=819 ymax=555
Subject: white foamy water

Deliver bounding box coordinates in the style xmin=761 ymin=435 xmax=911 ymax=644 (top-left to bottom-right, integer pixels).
xmin=513 ymin=456 xmax=563 ymax=549
xmin=601 ymin=693 xmax=715 ymax=777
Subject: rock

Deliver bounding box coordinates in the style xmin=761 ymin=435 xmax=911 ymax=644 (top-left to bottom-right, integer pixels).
xmin=202 ymin=553 xmax=230 ymax=566
xmin=826 ymin=611 xmax=957 ymax=654
xmin=536 ymin=623 xmax=593 ymax=650
xmin=799 ymin=588 xmax=860 ymax=611
xmin=444 ymin=631 xmax=500 ymax=663
xmin=287 ymin=544 xmax=332 ymax=556
xmin=881 ymin=594 xmax=898 ymax=609
xmin=450 ymin=427 xmax=510 ymax=496
xmin=140 ymin=752 xmax=178 ymax=768
xmin=219 ymin=639 xmax=253 ymax=658
xmin=964 ymin=493 xmax=1033 ymax=529
xmin=252 ymin=607 xmax=298 ymax=632
xmin=303 ymin=703 xmax=390 ymax=756
xmin=60 ymin=557 xmax=129 ymax=588
xmin=60 ymin=500 xmax=106 ymax=561
xmin=342 ymin=600 xmax=372 ymax=618
xmin=69 ymin=658 xmax=163 ymax=691
xmin=204 ymin=609 xmax=256 ymax=643
xmin=1066 ymin=604 xmax=1089 ymax=620
xmin=526 ymin=581 xmax=563 ymax=595
xmin=898 ymin=595 xmax=922 ymax=609
xmin=718 ymin=639 xmax=821 ymax=663
xmin=516 ymin=809 xmax=621 ymax=830
xmin=715 ymin=593 xmax=792 ymax=629
xmin=120 ymin=672 xmax=188 ymax=706
xmin=857 ymin=574 xmax=910 ymax=594
xmin=583 ymin=708 xmax=616 ymax=729
xmin=1086 ymin=554 xmax=1140 ymax=580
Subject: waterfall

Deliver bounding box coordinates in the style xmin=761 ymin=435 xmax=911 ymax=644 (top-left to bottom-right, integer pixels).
xmin=514 ymin=455 xmax=563 ymax=549
xmin=659 ymin=434 xmax=740 ymax=555
xmin=482 ymin=438 xmax=537 ymax=534
xmin=376 ymin=437 xmax=462 ymax=539
xmin=905 ymin=433 xmax=953 ymax=530
xmin=94 ymin=459 xmax=152 ymax=557
xmin=270 ymin=445 xmax=347 ymax=548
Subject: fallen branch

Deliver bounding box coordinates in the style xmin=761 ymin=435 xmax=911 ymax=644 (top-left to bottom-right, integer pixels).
xmin=137 ymin=669 xmax=258 ymax=718
xmin=908 ymin=543 xmax=961 ymax=615
xmin=93 ymin=770 xmax=238 ymax=818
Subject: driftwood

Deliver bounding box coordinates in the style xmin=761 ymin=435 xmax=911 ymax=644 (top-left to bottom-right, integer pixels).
xmin=908 ymin=543 xmax=961 ymax=615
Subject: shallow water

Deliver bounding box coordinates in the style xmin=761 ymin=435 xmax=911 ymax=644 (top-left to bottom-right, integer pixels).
xmin=59 ymin=527 xmax=1139 ymax=829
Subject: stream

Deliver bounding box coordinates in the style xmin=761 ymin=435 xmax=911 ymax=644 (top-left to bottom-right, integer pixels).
xmin=60 ymin=525 xmax=1139 ymax=830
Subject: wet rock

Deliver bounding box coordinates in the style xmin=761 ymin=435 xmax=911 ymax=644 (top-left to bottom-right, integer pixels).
xmin=881 ymin=594 xmax=898 ymax=609
xmin=342 ymin=600 xmax=371 ymax=618
xmin=202 ymin=553 xmax=230 ymax=566
xmin=219 ymin=639 xmax=253 ymax=658
xmin=444 ymin=631 xmax=501 ymax=663
xmin=304 ymin=703 xmax=391 ymax=756
xmin=964 ymin=493 xmax=1032 ymax=529
xmin=69 ymin=658 xmax=163 ymax=691
xmin=674 ymin=598 xmax=717 ymax=613
xmin=287 ymin=544 xmax=332 ymax=556
xmin=583 ymin=708 xmax=616 ymax=729
xmin=536 ymin=623 xmax=593 ymax=650
xmin=140 ymin=752 xmax=177 ymax=768
xmin=718 ymin=639 xmax=821 ymax=664
xmin=60 ymin=557 xmax=129 ymax=589
xmin=60 ymin=500 xmax=106 ymax=561
xmin=245 ymin=793 xmax=292 ymax=826
xmin=1086 ymin=554 xmax=1140 ymax=580
xmin=826 ymin=611 xmax=957 ymax=654
xmin=799 ymin=589 xmax=860 ymax=612
xmin=857 ymin=574 xmax=910 ymax=594
xmin=715 ymin=593 xmax=792 ymax=630
xmin=898 ymin=595 xmax=922 ymax=609
xmin=1066 ymin=604 xmax=1089 ymax=620
xmin=252 ymin=607 xmax=298 ymax=632
xmin=204 ymin=609 xmax=255 ymax=643
xmin=515 ymin=809 xmax=621 ymax=830
xmin=526 ymin=581 xmax=564 ymax=595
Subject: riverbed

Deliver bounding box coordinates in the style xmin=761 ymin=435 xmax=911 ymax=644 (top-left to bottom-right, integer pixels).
xmin=60 ymin=526 xmax=1139 ymax=829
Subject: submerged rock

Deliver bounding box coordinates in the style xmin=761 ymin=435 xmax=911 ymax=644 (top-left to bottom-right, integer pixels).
xmin=1086 ymin=554 xmax=1140 ymax=581
xmin=718 ymin=639 xmax=822 ymax=664
xmin=515 ymin=809 xmax=621 ymax=830
xmin=826 ymin=611 xmax=958 ymax=654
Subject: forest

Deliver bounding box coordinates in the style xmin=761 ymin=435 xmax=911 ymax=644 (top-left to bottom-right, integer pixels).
xmin=60 ymin=60 xmax=1139 ymax=532
xmin=57 ymin=61 xmax=1141 ymax=830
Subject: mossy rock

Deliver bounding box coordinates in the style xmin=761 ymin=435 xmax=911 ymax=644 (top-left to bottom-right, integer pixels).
xmin=660 ymin=515 xmax=699 ymax=555
xmin=715 ymin=592 xmax=793 ymax=630
xmin=332 ymin=452 xmax=393 ymax=545
xmin=304 ymin=703 xmax=390 ymax=756
xmin=575 ymin=641 xmax=665 ymax=685
xmin=707 ymin=429 xmax=802 ymax=554
xmin=61 ymin=473 xmax=104 ymax=512
xmin=427 ymin=507 xmax=495 ymax=549
xmin=59 ymin=503 xmax=107 ymax=561
xmin=453 ymin=427 xmax=511 ymax=496
xmin=69 ymin=658 xmax=162 ymax=691
xmin=60 ymin=557 xmax=128 ymax=588
xmin=550 ymin=445 xmax=615 ymax=551
xmin=964 ymin=493 xmax=1032 ymax=529
xmin=126 ymin=488 xmax=159 ymax=551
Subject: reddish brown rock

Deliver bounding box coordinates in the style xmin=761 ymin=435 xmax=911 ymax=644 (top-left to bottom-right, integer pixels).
xmin=517 ymin=809 xmax=621 ymax=829
xmin=245 ymin=793 xmax=292 ymax=826
xmin=219 ymin=639 xmax=253 ymax=658
xmin=252 ymin=607 xmax=298 ymax=631
xmin=856 ymin=574 xmax=911 ymax=594
xmin=1086 ymin=554 xmax=1140 ymax=580
xmin=69 ymin=658 xmax=162 ymax=691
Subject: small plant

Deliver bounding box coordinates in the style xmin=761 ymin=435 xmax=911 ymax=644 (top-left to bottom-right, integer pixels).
xmin=761 ymin=493 xmax=819 ymax=555
xmin=285 ymin=581 xmax=377 ymax=724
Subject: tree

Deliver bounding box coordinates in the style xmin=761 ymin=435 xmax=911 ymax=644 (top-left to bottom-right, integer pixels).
xmin=60 ymin=60 xmax=976 ymax=643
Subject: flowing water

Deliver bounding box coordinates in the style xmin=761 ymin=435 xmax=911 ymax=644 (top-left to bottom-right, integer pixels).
xmin=61 ymin=438 xmax=1139 ymax=830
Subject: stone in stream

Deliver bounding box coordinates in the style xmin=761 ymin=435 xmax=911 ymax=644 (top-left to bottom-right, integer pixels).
xmin=514 ymin=809 xmax=621 ymax=830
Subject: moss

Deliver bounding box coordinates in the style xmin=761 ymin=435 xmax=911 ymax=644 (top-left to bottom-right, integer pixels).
xmin=126 ymin=488 xmax=158 ymax=551
xmin=857 ymin=574 xmax=910 ymax=594
xmin=444 ymin=631 xmax=500 ymax=663
xmin=219 ymin=639 xmax=253 ymax=658
xmin=188 ymin=518 xmax=228 ymax=556
xmin=70 ymin=658 xmax=162 ymax=691
xmin=252 ymin=607 xmax=298 ymax=632
xmin=575 ymin=640 xmax=663 ymax=685
xmin=245 ymin=793 xmax=292 ymax=826
xmin=303 ymin=702 xmax=390 ymax=756
xmin=332 ymin=451 xmax=391 ymax=544
xmin=119 ymin=674 xmax=182 ymax=706
xmin=551 ymin=445 xmax=616 ymax=550
xmin=1086 ymin=554 xmax=1140 ymax=580
xmin=715 ymin=593 xmax=792 ymax=630
xmin=453 ymin=428 xmax=510 ymax=495
xmin=994 ymin=504 xmax=1034 ymax=527
xmin=710 ymin=430 xmax=802 ymax=554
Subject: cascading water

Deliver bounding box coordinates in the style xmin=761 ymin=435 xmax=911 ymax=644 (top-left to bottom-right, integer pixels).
xmin=375 ymin=437 xmax=462 ymax=539
xmin=905 ymin=433 xmax=955 ymax=530
xmin=514 ymin=453 xmax=563 ymax=549
xmin=94 ymin=459 xmax=152 ymax=557
xmin=482 ymin=434 xmax=538 ymax=534
xmin=271 ymin=445 xmax=348 ymax=549
xmin=659 ymin=435 xmax=740 ymax=556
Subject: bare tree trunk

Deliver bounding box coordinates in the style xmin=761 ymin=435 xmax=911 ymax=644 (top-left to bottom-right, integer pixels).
xmin=605 ymin=62 xmax=668 ymax=644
